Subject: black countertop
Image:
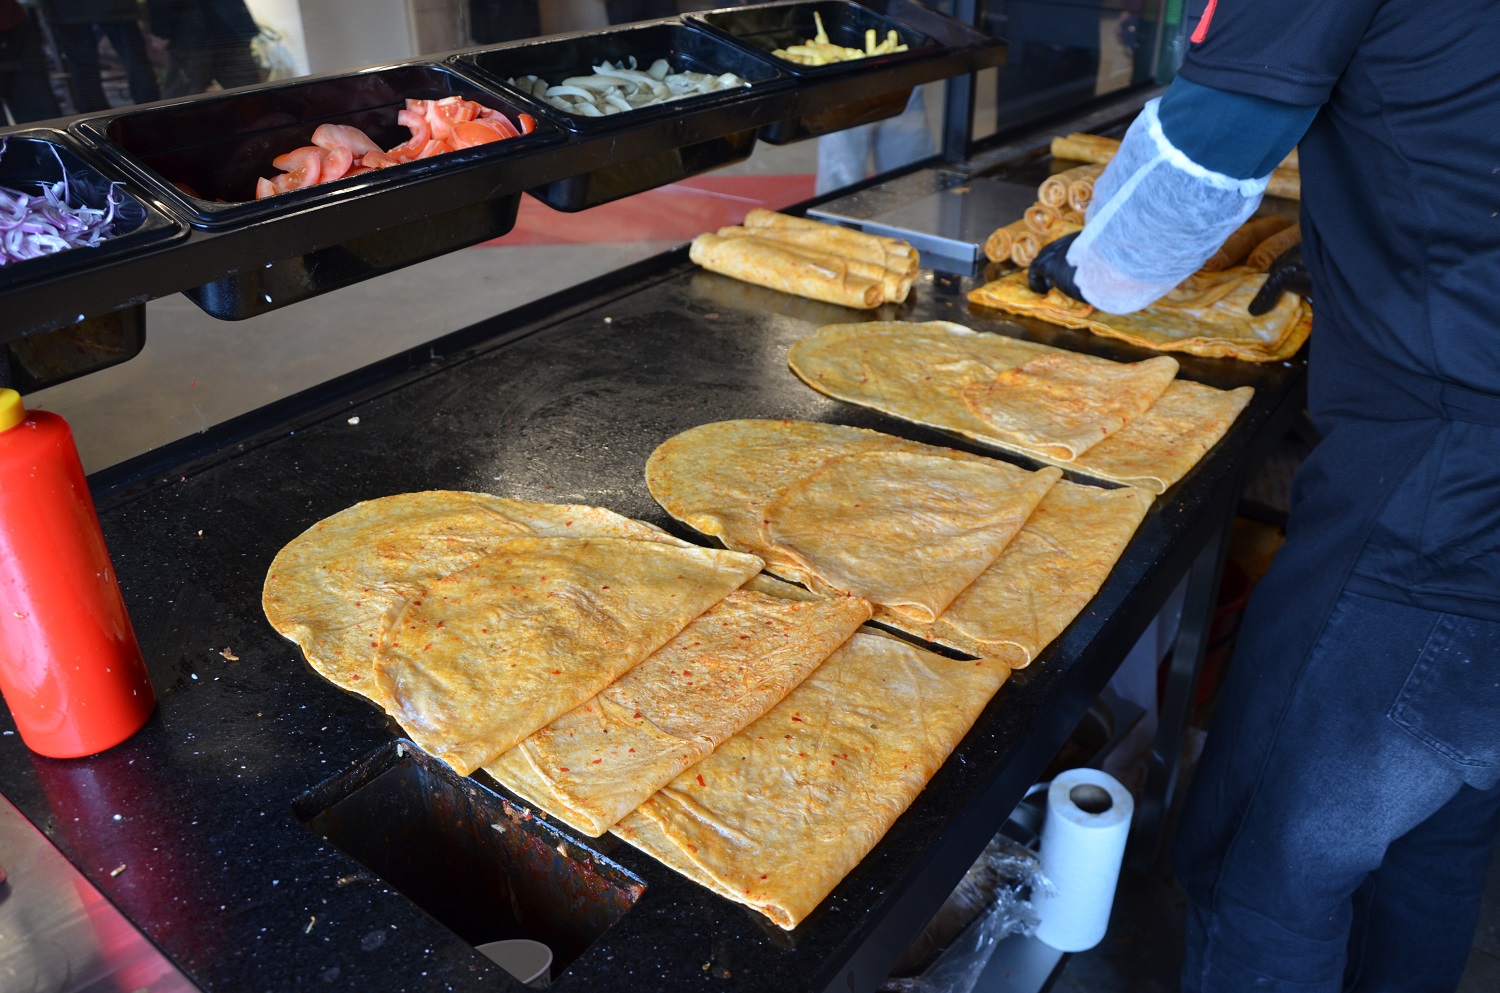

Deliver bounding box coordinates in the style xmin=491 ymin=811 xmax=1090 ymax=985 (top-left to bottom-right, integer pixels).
xmin=0 ymin=249 xmax=1305 ymax=993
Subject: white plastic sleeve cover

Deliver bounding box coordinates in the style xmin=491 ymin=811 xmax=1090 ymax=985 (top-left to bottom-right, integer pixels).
xmin=1066 ymin=98 xmax=1269 ymax=314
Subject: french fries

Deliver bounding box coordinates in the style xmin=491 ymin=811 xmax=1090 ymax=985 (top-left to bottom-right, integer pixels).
xmin=772 ymin=12 xmax=908 ymax=66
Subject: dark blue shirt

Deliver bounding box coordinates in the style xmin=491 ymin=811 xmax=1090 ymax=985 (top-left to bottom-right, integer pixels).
xmin=1176 ymin=0 xmax=1500 ymax=617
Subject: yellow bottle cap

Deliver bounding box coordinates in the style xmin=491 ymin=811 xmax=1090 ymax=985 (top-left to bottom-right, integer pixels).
xmin=0 ymin=388 xmax=24 ymax=433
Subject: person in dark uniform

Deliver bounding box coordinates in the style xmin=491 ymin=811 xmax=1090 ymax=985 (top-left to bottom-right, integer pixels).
xmin=1028 ymin=1 xmax=1500 ymax=989
xmin=604 ymin=0 xmax=676 ymax=25
xmin=36 ymin=0 xmax=160 ymax=111
xmin=146 ymin=0 xmax=260 ymax=98
xmin=468 ymin=1 xmax=540 ymax=45
xmin=0 ymin=0 xmax=62 ymax=123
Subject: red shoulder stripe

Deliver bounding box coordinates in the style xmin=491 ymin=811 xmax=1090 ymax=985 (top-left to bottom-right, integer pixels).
xmin=1191 ymin=0 xmax=1219 ymax=44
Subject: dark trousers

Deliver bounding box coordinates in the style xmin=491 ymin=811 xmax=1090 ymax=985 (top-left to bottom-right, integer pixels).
xmin=0 ymin=14 xmax=61 ymax=123
xmin=1176 ymin=579 xmax=1500 ymax=992
xmin=158 ymin=7 xmax=260 ymax=98
xmin=51 ymin=19 xmax=160 ymax=112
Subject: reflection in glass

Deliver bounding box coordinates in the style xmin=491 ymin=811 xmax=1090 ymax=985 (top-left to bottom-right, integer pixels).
xmin=37 ymin=0 xmax=159 ymax=110
xmin=0 ymin=1 xmax=63 ymax=123
xmin=148 ymin=0 xmax=262 ymax=98
xmin=978 ymin=0 xmax=1160 ymax=137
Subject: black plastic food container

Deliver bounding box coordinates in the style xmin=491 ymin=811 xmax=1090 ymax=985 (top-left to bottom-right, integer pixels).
xmin=72 ymin=63 xmax=560 ymax=231
xmin=0 ymin=130 xmax=183 ymax=294
xmin=70 ymin=64 xmax=562 ymax=318
xmin=457 ymin=22 xmax=790 ymax=211
xmin=691 ymin=1 xmax=939 ymax=77
xmin=691 ymin=1 xmax=960 ymax=143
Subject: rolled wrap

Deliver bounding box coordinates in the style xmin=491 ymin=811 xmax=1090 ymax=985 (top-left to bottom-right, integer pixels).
xmin=717 ymin=224 xmax=916 ymax=277
xmin=743 ymin=208 xmax=917 ymax=271
xmin=690 ymin=233 xmax=884 ymax=309
xmin=1203 ymin=215 xmax=1293 ymax=272
xmin=1011 ymin=222 xmax=1083 ymax=268
xmin=1246 ymin=223 xmax=1302 ymax=272
xmin=1039 ymin=165 xmax=1102 ymax=208
xmin=1025 ymin=202 xmax=1062 ymax=234
xmin=985 ymin=219 xmax=1031 ymax=263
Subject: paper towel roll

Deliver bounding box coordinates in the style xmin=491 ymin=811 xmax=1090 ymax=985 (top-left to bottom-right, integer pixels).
xmin=1033 ymin=767 xmax=1134 ymax=952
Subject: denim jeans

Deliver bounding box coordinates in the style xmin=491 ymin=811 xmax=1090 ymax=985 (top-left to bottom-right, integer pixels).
xmin=1175 ymin=582 xmax=1500 ymax=993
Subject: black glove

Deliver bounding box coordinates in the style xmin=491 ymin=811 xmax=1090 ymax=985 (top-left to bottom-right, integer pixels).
xmin=1248 ymin=244 xmax=1313 ymax=315
xmin=1028 ymin=232 xmax=1085 ymax=302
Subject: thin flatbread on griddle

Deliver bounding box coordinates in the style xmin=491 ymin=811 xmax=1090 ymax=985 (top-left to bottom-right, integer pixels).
xmin=614 ymin=631 xmax=1010 ymax=930
xmin=789 ymin=321 xmax=1251 ymax=493
xmin=646 ymin=420 xmax=1001 ymax=576
xmin=763 ymin=451 xmax=1061 ymax=622
xmin=262 ymin=491 xmax=534 ymax=705
xmin=262 ymin=493 xmax=692 ymax=705
xmin=959 ymin=351 xmax=1179 ymax=460
xmin=906 ymin=480 xmax=1153 ymax=665
xmin=485 ymin=587 xmax=871 ymax=836
xmin=375 ymin=536 xmax=763 ymax=775
xmin=967 ymin=270 xmax=1310 ymax=362
xmin=1077 ymin=380 xmax=1254 ymax=492
xmin=647 ymin=420 xmax=1061 ymax=615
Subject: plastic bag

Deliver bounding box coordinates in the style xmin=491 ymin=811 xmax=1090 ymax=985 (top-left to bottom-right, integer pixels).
xmin=879 ymin=838 xmax=1054 ymax=993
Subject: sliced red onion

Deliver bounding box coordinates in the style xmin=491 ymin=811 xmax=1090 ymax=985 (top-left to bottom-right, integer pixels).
xmin=0 ymin=138 xmax=123 ymax=266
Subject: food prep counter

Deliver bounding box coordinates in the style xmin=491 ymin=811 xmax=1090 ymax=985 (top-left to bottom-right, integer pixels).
xmin=1 ymin=3 xmax=1302 ymax=984
xmin=0 ymin=0 xmax=1000 ymax=346
xmin=0 ymin=125 xmax=1306 ymax=986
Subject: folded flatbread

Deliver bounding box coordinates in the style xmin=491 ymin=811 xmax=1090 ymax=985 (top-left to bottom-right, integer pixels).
xmin=967 ymin=270 xmax=1310 ymax=362
xmin=900 ymin=480 xmax=1154 ymax=663
xmin=646 ymin=420 xmax=1061 ymax=622
xmin=788 ymin=321 xmax=1250 ymax=492
xmin=764 ymin=451 xmax=1060 ymax=622
xmin=614 ymin=631 xmax=1010 ymax=929
xmin=375 ymin=536 xmax=763 ymax=775
xmin=262 ymin=492 xmax=692 ymax=706
xmin=959 ymin=350 xmax=1178 ymax=460
xmin=485 ymin=584 xmax=871 ymax=836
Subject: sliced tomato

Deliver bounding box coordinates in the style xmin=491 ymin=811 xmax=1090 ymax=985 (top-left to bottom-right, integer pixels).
xmin=311 ymin=123 xmax=382 ymax=157
xmin=269 ymin=145 xmax=322 ymax=189
xmin=319 ymin=144 xmax=354 ymax=182
xmin=361 ymin=149 xmax=400 ymax=170
xmin=450 ymin=119 xmax=507 ymax=148
xmin=518 ymin=113 xmax=537 ymax=135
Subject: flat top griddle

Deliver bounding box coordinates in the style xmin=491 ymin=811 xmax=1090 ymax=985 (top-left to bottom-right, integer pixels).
xmin=0 ymin=243 xmax=1304 ymax=993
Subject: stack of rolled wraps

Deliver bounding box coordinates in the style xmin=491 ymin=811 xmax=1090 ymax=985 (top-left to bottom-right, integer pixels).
xmin=788 ymin=320 xmax=1255 ymax=493
xmin=646 ymin=418 xmax=1155 ymax=666
xmin=262 ymin=491 xmax=1011 ymax=931
xmin=984 ymin=163 xmax=1101 ymax=266
xmin=968 ymin=266 xmax=1312 ymax=362
xmin=690 ymin=208 xmax=918 ymax=309
xmin=1201 ymin=213 xmax=1304 ymax=272
xmin=1050 ymin=131 xmax=1301 ymax=201
xmin=970 ymin=206 xmax=1312 ymax=361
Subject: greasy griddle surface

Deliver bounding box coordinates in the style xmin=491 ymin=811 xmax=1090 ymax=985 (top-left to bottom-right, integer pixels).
xmin=0 ymin=257 xmax=1300 ymax=993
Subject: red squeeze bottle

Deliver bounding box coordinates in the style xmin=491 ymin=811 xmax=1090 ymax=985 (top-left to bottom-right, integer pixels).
xmin=0 ymin=388 xmax=156 ymax=758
